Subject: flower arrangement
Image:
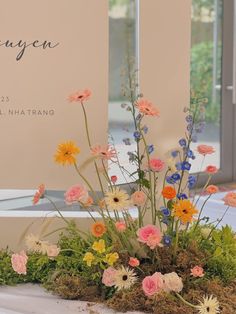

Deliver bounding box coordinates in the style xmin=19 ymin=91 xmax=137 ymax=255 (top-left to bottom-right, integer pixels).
xmin=2 ymin=76 xmax=236 ymax=313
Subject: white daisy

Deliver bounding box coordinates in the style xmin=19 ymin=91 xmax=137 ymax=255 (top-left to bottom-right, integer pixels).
xmin=114 ymin=266 xmax=137 ymax=290
xmin=25 ymin=233 xmax=49 ymax=254
xmin=105 ymin=188 xmax=130 ymax=211
xmin=196 ymin=295 xmax=220 ymax=314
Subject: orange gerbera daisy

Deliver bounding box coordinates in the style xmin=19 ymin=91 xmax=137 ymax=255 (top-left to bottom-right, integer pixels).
xmin=54 ymin=141 xmax=80 ymax=165
xmin=162 ymin=186 xmax=176 ymax=199
xmin=173 ymin=199 xmax=198 ymax=224
xmin=136 ymin=99 xmax=160 ymax=117
xmin=91 ymin=222 xmax=107 ymax=237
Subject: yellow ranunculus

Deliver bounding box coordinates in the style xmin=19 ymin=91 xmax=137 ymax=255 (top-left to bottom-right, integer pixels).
xmin=104 ymin=252 xmax=119 ymax=266
xmin=83 ymin=252 xmax=95 ymax=267
xmin=92 ymin=239 xmax=106 ymax=254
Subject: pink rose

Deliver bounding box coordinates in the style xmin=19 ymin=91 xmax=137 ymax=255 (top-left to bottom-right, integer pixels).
xmin=102 ymin=267 xmax=117 ymax=287
xmin=205 ymin=165 xmax=218 ymax=174
xmin=115 ymin=221 xmax=126 ymax=232
xmin=142 ymin=272 xmax=164 ymax=297
xmin=137 ymin=225 xmax=162 ymax=249
xmin=190 ymin=266 xmax=204 ymax=278
xmin=163 ymin=272 xmax=183 ymax=293
xmin=64 ymin=184 xmax=89 ymax=205
xmin=149 ymin=158 xmax=165 ymax=172
xmin=131 ymin=191 xmax=147 ymax=206
xmin=11 ymin=251 xmax=28 ymax=275
xmin=197 ymin=145 xmax=215 ymax=156
xmin=223 ymin=192 xmax=236 ymax=207
xmin=46 ymin=245 xmax=60 ymax=258
xmin=129 ymin=257 xmax=140 ymax=267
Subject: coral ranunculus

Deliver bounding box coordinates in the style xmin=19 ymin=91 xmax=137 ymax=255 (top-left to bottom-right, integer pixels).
xmin=205 ymin=165 xmax=218 ymax=174
xmin=149 ymin=158 xmax=165 ymax=172
xmin=142 ymin=272 xmax=164 ymax=297
xmin=197 ymin=145 xmax=215 ymax=156
xmin=162 ymin=186 xmax=176 ymax=199
xmin=91 ymin=222 xmax=107 ymax=238
xmin=206 ymin=185 xmax=219 ymax=194
xmin=115 ymin=221 xmax=127 ymax=232
xmin=223 ymin=192 xmax=236 ymax=207
xmin=129 ymin=257 xmax=140 ymax=267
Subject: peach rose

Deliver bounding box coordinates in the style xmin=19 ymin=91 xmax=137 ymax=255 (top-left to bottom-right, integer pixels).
xmin=163 ymin=272 xmax=183 ymax=293
xmin=11 ymin=251 xmax=28 ymax=275
xmin=142 ymin=272 xmax=164 ymax=297
xmin=205 ymin=165 xmax=218 ymax=174
xmin=223 ymin=192 xmax=236 ymax=207
xmin=102 ymin=267 xmax=117 ymax=287
xmin=206 ymin=185 xmax=219 ymax=194
xmin=149 ymin=158 xmax=165 ymax=172
xmin=131 ymin=191 xmax=147 ymax=206
xmin=190 ymin=266 xmax=204 ymax=278
xmin=64 ymin=184 xmax=89 ymax=205
xmin=197 ymin=145 xmax=215 ymax=155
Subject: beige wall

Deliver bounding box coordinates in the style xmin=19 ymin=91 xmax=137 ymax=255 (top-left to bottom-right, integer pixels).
xmin=0 ymin=0 xmax=191 ymax=250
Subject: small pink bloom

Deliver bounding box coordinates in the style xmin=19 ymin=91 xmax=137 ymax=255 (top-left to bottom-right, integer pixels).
xmin=206 ymin=185 xmax=219 ymax=194
xmin=148 ymin=158 xmax=165 ymax=172
xmin=68 ymin=89 xmax=91 ymax=103
xmin=115 ymin=221 xmax=126 ymax=232
xmin=223 ymin=192 xmax=236 ymax=207
xmin=46 ymin=245 xmax=60 ymax=258
xmin=111 ymin=175 xmax=117 ymax=184
xmin=11 ymin=251 xmax=28 ymax=275
xmin=137 ymin=225 xmax=162 ymax=249
xmin=64 ymin=184 xmax=89 ymax=205
xmin=142 ymin=272 xmax=164 ymax=297
xmin=197 ymin=145 xmax=215 ymax=156
xmin=131 ymin=191 xmax=147 ymax=206
xmin=102 ymin=267 xmax=117 ymax=287
xmin=191 ymin=266 xmax=204 ymax=278
xmin=205 ymin=165 xmax=218 ymax=174
xmin=91 ymin=145 xmax=116 ymax=161
xmin=163 ymin=272 xmax=183 ymax=293
xmin=129 ymin=257 xmax=140 ymax=267
xmin=136 ymin=99 xmax=160 ymax=117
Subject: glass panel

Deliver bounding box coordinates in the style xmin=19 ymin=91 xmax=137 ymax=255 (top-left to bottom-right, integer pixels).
xmin=190 ymin=0 xmax=222 ymax=173
xmin=108 ymin=0 xmax=138 ymax=184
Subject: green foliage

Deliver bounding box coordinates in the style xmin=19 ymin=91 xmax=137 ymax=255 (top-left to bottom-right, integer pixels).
xmin=191 ymin=41 xmax=221 ymax=124
xmin=203 ymin=225 xmax=236 ymax=283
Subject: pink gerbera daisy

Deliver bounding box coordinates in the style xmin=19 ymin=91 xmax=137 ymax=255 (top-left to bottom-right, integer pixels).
xmin=68 ymin=89 xmax=91 ymax=103
xmin=136 ymin=99 xmax=160 ymax=117
xmin=91 ymin=145 xmax=116 ymax=160
xmin=33 ymin=184 xmax=45 ymax=205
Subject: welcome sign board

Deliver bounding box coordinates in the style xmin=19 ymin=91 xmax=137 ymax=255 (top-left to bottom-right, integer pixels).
xmin=0 ymin=0 xmax=108 ymax=190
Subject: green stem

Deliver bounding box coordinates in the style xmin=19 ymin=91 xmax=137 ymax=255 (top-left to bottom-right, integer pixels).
xmin=74 ymin=163 xmax=96 ymax=198
xmin=175 ymin=293 xmax=197 ymax=309
xmin=44 ymin=196 xmax=69 ymax=225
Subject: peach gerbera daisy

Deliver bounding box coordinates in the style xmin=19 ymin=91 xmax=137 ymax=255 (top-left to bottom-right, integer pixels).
xmin=173 ymin=199 xmax=198 ymax=224
xmin=68 ymin=89 xmax=91 ymax=103
xmin=91 ymin=222 xmax=107 ymax=237
xmin=136 ymin=99 xmax=160 ymax=117
xmin=54 ymin=141 xmax=80 ymax=165
xmin=91 ymin=145 xmax=116 ymax=160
